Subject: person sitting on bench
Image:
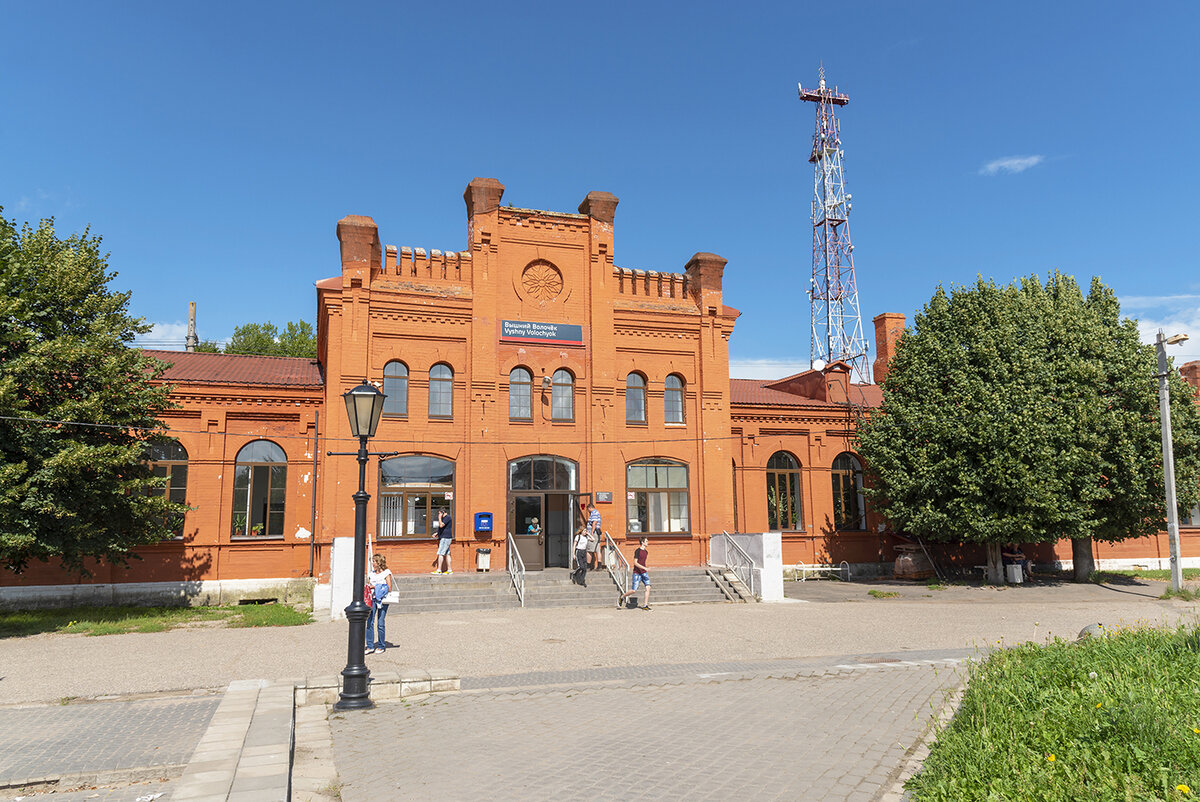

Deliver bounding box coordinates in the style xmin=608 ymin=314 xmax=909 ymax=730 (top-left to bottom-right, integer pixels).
xmin=1001 ymin=543 xmax=1034 ymax=580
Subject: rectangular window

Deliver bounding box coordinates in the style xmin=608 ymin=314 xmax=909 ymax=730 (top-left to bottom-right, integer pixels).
xmin=380 ymin=492 xmax=452 ymax=538
xmin=1182 ymin=503 xmax=1200 ymax=527
xmin=510 ymin=382 xmax=532 ymax=420
xmin=429 ymin=382 xmax=452 ymax=418
xmin=626 ymin=490 xmax=690 ymax=535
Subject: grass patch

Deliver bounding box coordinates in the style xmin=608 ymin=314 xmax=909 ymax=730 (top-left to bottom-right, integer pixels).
xmin=1093 ymin=568 xmax=1200 ymax=583
xmin=906 ymin=624 xmax=1200 ymax=801
xmin=868 ymin=589 xmax=900 ymax=599
xmin=0 ymin=603 xmax=310 ymax=638
xmin=1162 ymin=587 xmax=1200 ymax=602
xmin=926 ymin=581 xmax=949 ymax=591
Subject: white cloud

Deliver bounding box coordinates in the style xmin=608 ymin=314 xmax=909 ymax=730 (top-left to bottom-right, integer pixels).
xmin=1118 ymin=294 xmax=1200 ymax=310
xmin=729 ymin=358 xmax=812 ymax=380
xmin=134 ymin=321 xmax=191 ymax=350
xmin=979 ymin=155 xmax=1045 ymax=176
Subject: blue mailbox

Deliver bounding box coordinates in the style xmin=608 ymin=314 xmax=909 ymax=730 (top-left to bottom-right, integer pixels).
xmin=474 ymin=512 xmax=493 ymax=533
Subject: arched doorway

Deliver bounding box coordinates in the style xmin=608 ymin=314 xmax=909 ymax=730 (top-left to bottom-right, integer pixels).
xmin=508 ymin=455 xmax=582 ymax=570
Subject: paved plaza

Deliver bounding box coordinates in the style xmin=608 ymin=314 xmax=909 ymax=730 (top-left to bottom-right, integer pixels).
xmin=329 ymin=655 xmax=965 ymax=802
xmin=0 ymin=576 xmax=1194 ymax=799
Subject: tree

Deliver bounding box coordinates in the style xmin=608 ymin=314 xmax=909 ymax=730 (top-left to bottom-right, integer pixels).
xmin=223 ymin=320 xmax=315 ymax=358
xmin=0 ymin=210 xmax=186 ymax=573
xmin=857 ymin=273 xmax=1200 ymax=582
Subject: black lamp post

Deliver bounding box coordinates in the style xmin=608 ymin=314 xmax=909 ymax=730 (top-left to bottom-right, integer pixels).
xmin=331 ymin=380 xmax=387 ymax=711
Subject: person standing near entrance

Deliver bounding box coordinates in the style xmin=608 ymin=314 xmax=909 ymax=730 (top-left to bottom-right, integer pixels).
xmin=572 ymin=524 xmax=589 ymax=587
xmin=619 ymin=538 xmax=651 ymax=610
xmin=432 ymin=509 xmax=453 ymax=574
xmin=586 ymin=502 xmax=602 ymax=569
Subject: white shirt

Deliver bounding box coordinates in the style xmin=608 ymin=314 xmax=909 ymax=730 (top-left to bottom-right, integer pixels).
xmin=574 ymin=532 xmax=589 ymax=551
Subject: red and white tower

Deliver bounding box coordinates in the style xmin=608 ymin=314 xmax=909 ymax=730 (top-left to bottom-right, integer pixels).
xmin=799 ymin=66 xmax=869 ymax=383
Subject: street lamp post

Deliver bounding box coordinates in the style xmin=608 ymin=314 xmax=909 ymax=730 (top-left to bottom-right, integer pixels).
xmin=331 ymin=381 xmax=387 ymax=711
xmin=1156 ymin=329 xmax=1189 ymax=593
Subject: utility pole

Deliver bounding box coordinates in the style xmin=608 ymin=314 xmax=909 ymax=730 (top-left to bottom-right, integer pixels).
xmin=1156 ymin=328 xmax=1189 ymax=592
xmin=186 ymin=302 xmax=199 ymax=352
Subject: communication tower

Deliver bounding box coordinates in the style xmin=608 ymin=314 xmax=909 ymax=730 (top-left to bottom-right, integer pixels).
xmin=799 ymin=66 xmax=869 ymax=383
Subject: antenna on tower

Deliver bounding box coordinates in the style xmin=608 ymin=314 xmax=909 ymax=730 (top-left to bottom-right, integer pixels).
xmin=798 ymin=66 xmax=870 ymax=384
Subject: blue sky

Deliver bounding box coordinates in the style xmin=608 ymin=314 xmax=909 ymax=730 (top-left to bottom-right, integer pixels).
xmin=5 ymin=1 xmax=1199 ymax=377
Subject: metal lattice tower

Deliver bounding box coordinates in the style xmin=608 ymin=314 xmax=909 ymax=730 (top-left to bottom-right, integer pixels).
xmin=799 ymin=66 xmax=869 ymax=383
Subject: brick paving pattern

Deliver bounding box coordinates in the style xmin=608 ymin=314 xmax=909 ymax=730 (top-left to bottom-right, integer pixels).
xmin=0 ymin=694 xmax=221 ymax=787
xmin=329 ymin=661 xmax=964 ymax=801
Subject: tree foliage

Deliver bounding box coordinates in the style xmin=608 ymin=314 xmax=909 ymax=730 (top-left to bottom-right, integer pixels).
xmin=857 ymin=273 xmax=1200 ymax=555
xmin=0 ymin=210 xmax=185 ymax=573
xmin=223 ymin=320 xmax=315 ymax=358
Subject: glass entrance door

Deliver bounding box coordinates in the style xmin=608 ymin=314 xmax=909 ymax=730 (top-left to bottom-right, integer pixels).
xmin=511 ymin=495 xmax=544 ymax=570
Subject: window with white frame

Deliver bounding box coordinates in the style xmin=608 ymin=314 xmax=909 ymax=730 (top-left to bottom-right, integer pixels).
xmin=509 ymin=367 xmax=532 ymax=421
xmin=382 ymin=361 xmax=408 ymax=417
xmin=429 ymin=363 xmax=453 ymax=418
xmin=147 ymin=440 xmax=188 ymax=539
xmin=832 ymin=452 xmax=865 ymax=531
xmin=766 ymin=451 xmax=803 ymax=531
xmin=626 ymin=458 xmax=689 ymax=535
xmin=378 ymin=455 xmax=454 ymax=538
xmin=232 ymin=440 xmax=287 ymax=538
xmin=551 ymin=368 xmax=574 ymax=421
xmin=626 ymin=372 xmax=646 ymax=423
xmin=665 ymin=374 xmax=685 ymax=424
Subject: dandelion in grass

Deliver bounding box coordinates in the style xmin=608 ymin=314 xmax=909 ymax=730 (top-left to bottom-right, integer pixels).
xmin=1193 ymin=728 xmax=1200 ymax=734
xmin=1096 ymin=702 xmax=1102 ymax=708
xmin=1178 ymin=784 xmax=1191 ymax=795
xmin=1047 ymin=754 xmax=1055 ymax=762
xmin=1088 ymin=671 xmax=1098 ymax=679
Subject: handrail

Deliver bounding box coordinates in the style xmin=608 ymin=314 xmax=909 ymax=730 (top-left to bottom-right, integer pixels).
xmin=603 ymin=531 xmax=628 ymax=599
xmin=710 ymin=530 xmax=758 ymax=599
xmin=507 ymin=532 xmax=525 ymax=607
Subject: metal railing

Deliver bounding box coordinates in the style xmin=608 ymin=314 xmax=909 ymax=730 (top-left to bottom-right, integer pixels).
xmin=603 ymin=531 xmax=628 ymax=597
xmin=710 ymin=530 xmax=759 ymax=599
xmin=507 ymin=532 xmax=525 ymax=607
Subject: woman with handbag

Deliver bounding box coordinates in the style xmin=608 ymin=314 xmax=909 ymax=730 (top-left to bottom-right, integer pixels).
xmin=366 ymin=554 xmax=395 ymax=654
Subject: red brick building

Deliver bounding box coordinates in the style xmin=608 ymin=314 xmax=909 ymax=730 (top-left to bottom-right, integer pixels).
xmin=2 ymin=178 xmax=1198 ymax=601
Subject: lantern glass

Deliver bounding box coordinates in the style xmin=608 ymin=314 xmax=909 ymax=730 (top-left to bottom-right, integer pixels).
xmin=343 ymin=382 xmax=386 ymax=438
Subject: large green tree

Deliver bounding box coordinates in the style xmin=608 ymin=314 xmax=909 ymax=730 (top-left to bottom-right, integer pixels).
xmin=857 ymin=273 xmax=1200 ymax=582
xmin=224 ymin=320 xmax=315 ymax=358
xmin=0 ymin=211 xmax=184 ymax=573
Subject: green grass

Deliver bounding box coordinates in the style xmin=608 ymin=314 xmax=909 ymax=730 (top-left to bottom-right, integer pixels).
xmin=906 ymin=624 xmax=1200 ymax=801
xmin=868 ymin=589 xmax=900 ymax=599
xmin=0 ymin=602 xmax=311 ymax=638
xmin=1093 ymin=568 xmax=1200 ymax=583
xmin=1162 ymin=587 xmax=1200 ymax=602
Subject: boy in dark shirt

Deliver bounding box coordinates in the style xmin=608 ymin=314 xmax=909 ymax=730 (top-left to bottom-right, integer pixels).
xmin=619 ymin=537 xmax=651 ymax=610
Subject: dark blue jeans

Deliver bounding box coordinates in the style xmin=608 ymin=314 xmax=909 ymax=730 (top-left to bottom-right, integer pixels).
xmin=367 ymin=602 xmax=388 ymax=651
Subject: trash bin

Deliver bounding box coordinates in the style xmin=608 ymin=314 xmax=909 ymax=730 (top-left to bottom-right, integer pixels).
xmin=1006 ymin=564 xmax=1024 ymax=584
xmin=476 ymin=548 xmax=492 ymax=572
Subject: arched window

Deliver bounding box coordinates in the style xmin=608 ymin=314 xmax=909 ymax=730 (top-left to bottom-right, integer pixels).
xmin=832 ymin=452 xmax=865 ymax=531
xmin=147 ymin=440 xmax=188 ymax=539
xmin=626 ymin=372 xmax=646 ymax=423
xmin=551 ymin=368 xmax=574 ymax=421
xmin=509 ymin=367 xmax=532 ymax=421
xmin=665 ymin=374 xmax=685 ymax=424
xmin=379 ymin=455 xmax=455 ymax=538
xmin=627 ymin=458 xmax=689 ymax=535
xmin=382 ymin=361 xmax=408 ymax=417
xmin=508 ymin=455 xmax=578 ymax=491
xmin=429 ymin=363 xmax=453 ymax=419
xmin=232 ymin=440 xmax=287 ymax=539
xmin=766 ymin=451 xmax=803 ymax=531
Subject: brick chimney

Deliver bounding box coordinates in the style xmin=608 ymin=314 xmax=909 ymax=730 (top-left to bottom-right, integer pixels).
xmin=336 ymin=215 xmax=381 ymax=286
xmin=872 ymin=312 xmax=906 ymax=385
xmin=684 ymin=252 xmax=727 ymax=311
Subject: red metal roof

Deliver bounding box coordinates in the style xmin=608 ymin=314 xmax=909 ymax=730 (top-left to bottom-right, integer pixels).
xmin=730 ymin=377 xmax=881 ymax=409
xmin=142 ymin=350 xmax=324 ymax=387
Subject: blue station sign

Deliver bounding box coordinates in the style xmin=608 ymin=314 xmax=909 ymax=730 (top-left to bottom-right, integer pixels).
xmin=500 ymin=320 xmax=584 ymax=345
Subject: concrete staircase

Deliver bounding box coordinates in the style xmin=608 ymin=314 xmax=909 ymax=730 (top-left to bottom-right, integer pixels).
xmin=383 ymin=567 xmax=737 ymax=613
xmin=387 ymin=572 xmax=521 ymax=614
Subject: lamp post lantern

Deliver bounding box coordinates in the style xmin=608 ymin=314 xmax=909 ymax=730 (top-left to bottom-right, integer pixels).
xmin=333 ymin=380 xmax=387 ymax=711
xmin=1156 ymin=329 xmax=1189 ymax=593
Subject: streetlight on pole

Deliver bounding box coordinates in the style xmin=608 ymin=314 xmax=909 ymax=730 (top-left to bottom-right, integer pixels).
xmin=1156 ymin=329 xmax=1189 ymax=593
xmin=331 ymin=380 xmax=387 ymax=711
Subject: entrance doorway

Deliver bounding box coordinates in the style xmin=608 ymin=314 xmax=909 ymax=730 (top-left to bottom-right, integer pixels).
xmin=508 ymin=456 xmax=583 ymax=570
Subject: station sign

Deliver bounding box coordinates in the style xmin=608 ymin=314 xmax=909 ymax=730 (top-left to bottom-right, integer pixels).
xmin=500 ymin=320 xmax=584 ymax=346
